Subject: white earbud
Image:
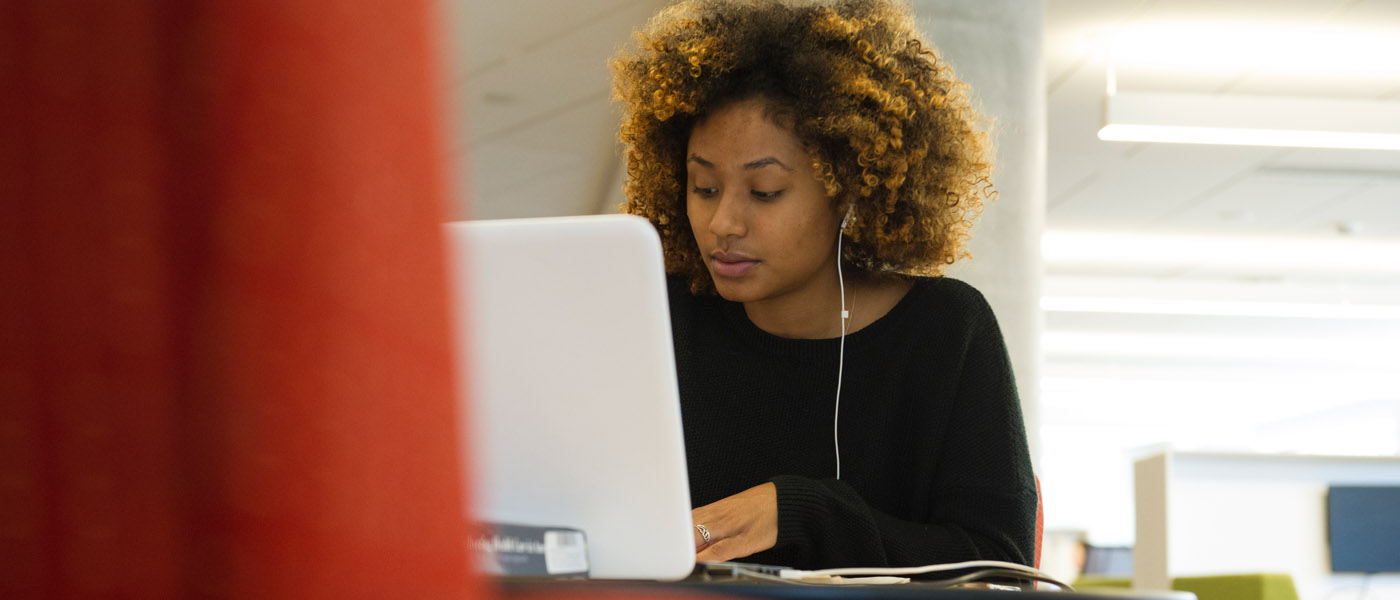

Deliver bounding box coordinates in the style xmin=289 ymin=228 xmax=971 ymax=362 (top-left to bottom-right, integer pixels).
xmin=841 ymin=206 xmax=855 ymax=232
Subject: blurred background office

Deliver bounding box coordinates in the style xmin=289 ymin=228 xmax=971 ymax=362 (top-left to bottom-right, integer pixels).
xmin=446 ymin=0 xmax=1400 ymax=594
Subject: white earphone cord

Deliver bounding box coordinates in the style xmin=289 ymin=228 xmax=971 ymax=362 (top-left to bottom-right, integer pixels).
xmin=834 ymin=214 xmax=850 ymax=480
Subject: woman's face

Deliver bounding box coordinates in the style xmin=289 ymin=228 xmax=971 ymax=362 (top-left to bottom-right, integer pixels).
xmin=686 ymin=98 xmax=843 ymax=306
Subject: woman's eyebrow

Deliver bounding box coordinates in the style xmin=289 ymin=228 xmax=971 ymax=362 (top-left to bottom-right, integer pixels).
xmin=743 ymin=157 xmax=792 ymax=171
xmin=686 ymin=153 xmax=792 ymax=172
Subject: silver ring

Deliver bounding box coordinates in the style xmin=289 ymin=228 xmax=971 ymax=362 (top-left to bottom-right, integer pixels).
xmin=695 ymin=523 xmax=711 ymax=544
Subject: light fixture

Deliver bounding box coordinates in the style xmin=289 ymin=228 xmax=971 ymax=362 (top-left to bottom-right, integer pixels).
xmin=1098 ymin=91 xmax=1400 ymax=151
xmin=1043 ymin=331 xmax=1399 ymax=366
xmin=1094 ymin=22 xmax=1400 ymax=151
xmin=1041 ymin=296 xmax=1400 ymax=321
xmin=1102 ymin=23 xmax=1400 ymax=80
xmin=1043 ymin=231 xmax=1400 ymax=274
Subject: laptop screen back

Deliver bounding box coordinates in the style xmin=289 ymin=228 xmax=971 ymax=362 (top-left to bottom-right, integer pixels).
xmin=443 ymin=215 xmax=696 ymax=580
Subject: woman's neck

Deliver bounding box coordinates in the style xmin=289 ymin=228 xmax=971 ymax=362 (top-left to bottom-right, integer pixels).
xmin=741 ymin=273 xmax=913 ymax=340
xmin=742 ymin=285 xmax=844 ymax=339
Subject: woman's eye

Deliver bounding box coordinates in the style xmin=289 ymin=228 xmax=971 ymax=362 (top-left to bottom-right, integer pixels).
xmin=751 ymin=189 xmax=784 ymax=200
xmin=692 ymin=186 xmax=718 ymax=198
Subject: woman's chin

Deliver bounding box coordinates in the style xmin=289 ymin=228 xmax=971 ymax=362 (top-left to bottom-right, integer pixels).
xmin=711 ymin=276 xmax=761 ymax=304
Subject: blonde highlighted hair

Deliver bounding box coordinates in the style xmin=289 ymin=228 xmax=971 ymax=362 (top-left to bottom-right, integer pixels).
xmin=611 ymin=0 xmax=994 ymax=293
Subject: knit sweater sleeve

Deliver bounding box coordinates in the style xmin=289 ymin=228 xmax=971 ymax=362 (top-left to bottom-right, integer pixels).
xmin=767 ymin=287 xmax=1038 ymax=568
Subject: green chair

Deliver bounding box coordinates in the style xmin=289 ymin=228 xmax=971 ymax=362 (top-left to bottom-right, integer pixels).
xmin=1075 ymin=573 xmax=1299 ymax=600
xmin=1171 ymin=574 xmax=1299 ymax=600
xmin=1073 ymin=575 xmax=1132 ymax=589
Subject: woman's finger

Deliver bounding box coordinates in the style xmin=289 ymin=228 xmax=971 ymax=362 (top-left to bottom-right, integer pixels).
xmin=692 ymin=522 xmax=716 ymax=549
xmin=695 ymin=538 xmax=740 ymax=563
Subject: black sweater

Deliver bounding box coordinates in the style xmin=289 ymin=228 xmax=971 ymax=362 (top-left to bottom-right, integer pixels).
xmin=667 ymin=275 xmax=1036 ymax=570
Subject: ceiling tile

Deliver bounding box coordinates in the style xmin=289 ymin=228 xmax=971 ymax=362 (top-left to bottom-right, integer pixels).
xmin=1154 ymin=176 xmax=1367 ymax=237
xmin=1280 ymin=181 xmax=1400 ymax=239
xmin=470 ymin=160 xmax=600 ymax=220
xmin=454 ymin=0 xmax=636 ymax=77
xmin=469 ymin=142 xmax=584 ymax=197
xmin=459 ymin=1 xmax=664 ymax=144
xmin=1048 ymin=143 xmax=1273 ymax=229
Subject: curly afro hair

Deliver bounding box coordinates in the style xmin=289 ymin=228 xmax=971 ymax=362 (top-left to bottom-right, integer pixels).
xmin=611 ymin=0 xmax=995 ymax=294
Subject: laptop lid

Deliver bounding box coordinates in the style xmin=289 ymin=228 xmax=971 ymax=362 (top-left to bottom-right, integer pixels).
xmin=443 ymin=214 xmax=696 ymax=581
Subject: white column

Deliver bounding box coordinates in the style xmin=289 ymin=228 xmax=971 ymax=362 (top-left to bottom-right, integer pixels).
xmin=912 ymin=0 xmax=1047 ymax=467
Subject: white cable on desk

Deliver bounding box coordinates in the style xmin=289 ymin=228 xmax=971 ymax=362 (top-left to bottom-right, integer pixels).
xmin=777 ymin=559 xmax=1074 ymax=591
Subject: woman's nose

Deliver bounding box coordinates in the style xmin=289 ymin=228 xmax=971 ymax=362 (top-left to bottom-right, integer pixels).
xmin=708 ymin=193 xmax=746 ymax=238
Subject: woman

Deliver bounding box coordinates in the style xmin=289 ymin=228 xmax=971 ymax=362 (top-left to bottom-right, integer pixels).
xmin=611 ymin=0 xmax=1035 ymax=570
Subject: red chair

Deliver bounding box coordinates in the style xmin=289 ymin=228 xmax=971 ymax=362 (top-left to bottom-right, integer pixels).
xmin=1036 ymin=475 xmax=1044 ymax=570
xmin=1 ymin=2 xmax=482 ymax=597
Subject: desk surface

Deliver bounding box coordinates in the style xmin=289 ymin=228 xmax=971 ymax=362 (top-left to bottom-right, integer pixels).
xmin=501 ymin=579 xmax=1196 ymax=600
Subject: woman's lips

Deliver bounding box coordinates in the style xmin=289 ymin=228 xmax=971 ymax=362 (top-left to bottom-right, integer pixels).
xmin=711 ymin=251 xmax=759 ymax=278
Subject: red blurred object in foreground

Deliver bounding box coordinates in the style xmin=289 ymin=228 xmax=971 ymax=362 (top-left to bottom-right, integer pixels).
xmin=0 ymin=1 xmax=480 ymax=597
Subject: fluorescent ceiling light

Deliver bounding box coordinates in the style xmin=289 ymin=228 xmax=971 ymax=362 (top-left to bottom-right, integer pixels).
xmin=1042 ymin=296 xmax=1400 ymax=321
xmin=1042 ymin=231 xmax=1400 ymax=273
xmin=1044 ymin=332 xmax=1399 ymax=366
xmin=1104 ymin=24 xmax=1400 ymax=79
xmin=1099 ymin=92 xmax=1400 ymax=150
xmin=1098 ymin=124 xmax=1400 ymax=151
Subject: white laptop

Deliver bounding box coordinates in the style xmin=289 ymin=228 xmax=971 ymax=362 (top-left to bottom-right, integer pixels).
xmin=443 ymin=214 xmax=696 ymax=581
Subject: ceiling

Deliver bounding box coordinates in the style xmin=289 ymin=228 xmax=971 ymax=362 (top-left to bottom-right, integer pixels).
xmin=1043 ymin=0 xmax=1400 ymax=280
xmin=444 ymin=0 xmax=666 ymax=219
xmin=445 ymin=0 xmax=1400 ymax=542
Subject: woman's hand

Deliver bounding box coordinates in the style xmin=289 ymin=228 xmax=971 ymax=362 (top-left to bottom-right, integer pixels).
xmin=691 ymin=482 xmax=778 ymax=562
